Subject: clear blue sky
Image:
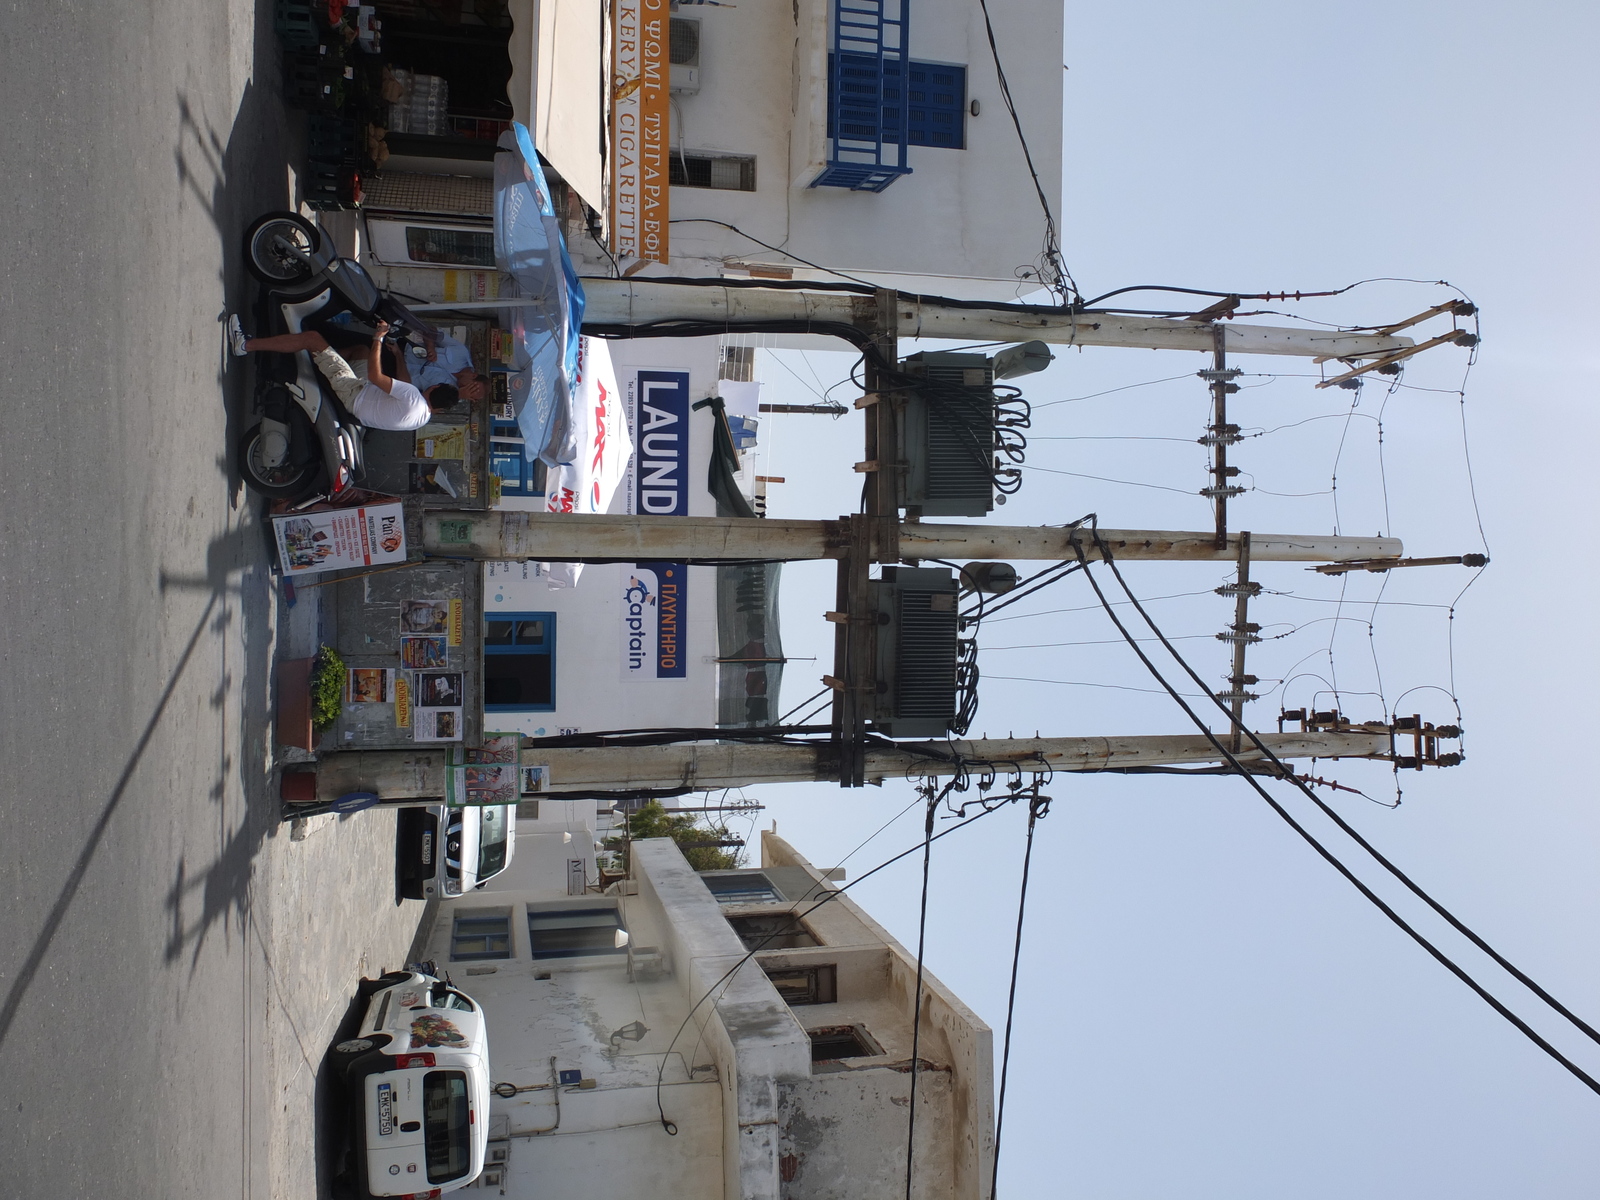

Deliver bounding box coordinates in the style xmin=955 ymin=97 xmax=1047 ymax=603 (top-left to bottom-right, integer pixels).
xmin=739 ymin=4 xmax=1600 ymax=1196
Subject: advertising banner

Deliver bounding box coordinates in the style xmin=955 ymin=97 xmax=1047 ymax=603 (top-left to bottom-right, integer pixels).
xmin=620 ymin=560 xmax=687 ymax=680
xmin=609 ymin=0 xmax=670 ymax=262
xmin=541 ymin=338 xmax=635 ymax=589
xmin=625 ymin=369 xmax=690 ymax=516
xmin=445 ymin=734 xmax=521 ymax=806
xmin=272 ymin=503 xmax=406 ymax=577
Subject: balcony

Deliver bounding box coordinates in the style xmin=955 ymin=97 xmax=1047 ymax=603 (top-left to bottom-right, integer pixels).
xmin=804 ymin=0 xmax=913 ymax=192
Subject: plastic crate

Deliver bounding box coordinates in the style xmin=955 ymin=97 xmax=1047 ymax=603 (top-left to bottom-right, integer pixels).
xmin=273 ymin=0 xmax=320 ymax=50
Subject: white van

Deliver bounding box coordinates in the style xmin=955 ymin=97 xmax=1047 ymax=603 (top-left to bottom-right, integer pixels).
xmin=331 ymin=972 xmax=491 ymax=1199
xmin=396 ymin=804 xmax=515 ymax=900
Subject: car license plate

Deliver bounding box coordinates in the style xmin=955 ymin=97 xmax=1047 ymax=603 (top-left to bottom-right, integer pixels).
xmin=376 ymin=1082 xmax=394 ymax=1135
xmin=420 ymin=831 xmax=433 ymax=866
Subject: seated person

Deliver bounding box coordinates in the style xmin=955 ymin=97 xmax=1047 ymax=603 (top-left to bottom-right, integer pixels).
xmin=228 ymin=316 xmax=452 ymax=432
xmin=406 ymin=325 xmax=490 ymax=404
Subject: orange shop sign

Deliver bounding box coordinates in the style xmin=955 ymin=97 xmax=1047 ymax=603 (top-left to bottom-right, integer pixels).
xmin=610 ymin=0 xmax=669 ymax=263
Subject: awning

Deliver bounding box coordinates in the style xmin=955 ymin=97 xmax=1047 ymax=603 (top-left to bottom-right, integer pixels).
xmin=506 ymin=0 xmax=607 ymax=220
xmin=493 ymin=124 xmax=586 ymax=463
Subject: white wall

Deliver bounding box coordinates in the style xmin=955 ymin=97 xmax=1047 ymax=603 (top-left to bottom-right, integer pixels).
xmin=569 ymin=0 xmax=1065 ymax=297
xmin=483 ymin=338 xmax=729 ymax=736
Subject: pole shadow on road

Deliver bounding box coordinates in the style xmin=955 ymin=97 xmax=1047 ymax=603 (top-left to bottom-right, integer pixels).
xmin=0 ymin=49 xmax=304 ymax=1048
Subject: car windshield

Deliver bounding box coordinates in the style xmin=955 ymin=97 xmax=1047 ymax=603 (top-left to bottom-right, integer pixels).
xmin=422 ymin=1071 xmax=471 ymax=1183
xmin=477 ymin=806 xmax=509 ymax=877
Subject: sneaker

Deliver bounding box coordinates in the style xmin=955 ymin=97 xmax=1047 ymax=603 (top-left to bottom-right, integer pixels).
xmin=226 ymin=314 xmax=249 ymax=358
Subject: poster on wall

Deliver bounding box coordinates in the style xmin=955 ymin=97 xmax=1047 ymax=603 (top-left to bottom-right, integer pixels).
xmin=620 ymin=560 xmax=687 ymax=681
xmin=402 ymin=600 xmax=463 ymax=645
xmin=400 ymin=636 xmax=447 ymax=669
xmin=445 ymin=735 xmax=521 ymax=806
xmin=413 ymin=706 xmax=462 ymax=743
xmin=272 ymin=503 xmax=406 ymax=577
xmin=413 ymin=672 xmax=465 ymax=742
xmin=401 ymin=600 xmax=450 ymax=634
xmin=345 ymin=668 xmax=395 ymax=704
xmin=414 ymin=424 xmax=466 ymax=460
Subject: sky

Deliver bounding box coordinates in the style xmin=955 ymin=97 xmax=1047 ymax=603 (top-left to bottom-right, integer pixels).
xmin=723 ymin=4 xmax=1600 ymax=1197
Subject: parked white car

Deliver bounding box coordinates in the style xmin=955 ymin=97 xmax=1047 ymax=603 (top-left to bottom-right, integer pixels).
xmin=330 ymin=972 xmax=491 ymax=1199
xmin=396 ymin=804 xmax=516 ymax=900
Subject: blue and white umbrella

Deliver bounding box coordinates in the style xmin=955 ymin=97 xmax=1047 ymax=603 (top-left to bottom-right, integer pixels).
xmin=494 ymin=123 xmax=587 ymax=464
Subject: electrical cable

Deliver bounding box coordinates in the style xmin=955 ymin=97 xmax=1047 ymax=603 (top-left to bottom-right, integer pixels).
xmin=1075 ymin=523 xmax=1600 ymax=1082
xmin=651 ymin=790 xmax=1025 ymax=1134
xmin=989 ymin=790 xmax=1049 ymax=1200
xmin=971 ymin=0 xmax=1076 ymax=302
xmin=904 ymin=788 xmax=938 ymax=1200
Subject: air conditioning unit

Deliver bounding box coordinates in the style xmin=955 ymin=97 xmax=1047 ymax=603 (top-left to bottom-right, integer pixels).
xmin=670 ymin=17 xmax=701 ymax=95
xmin=865 ymin=567 xmax=960 ymax=738
xmin=897 ymin=352 xmax=997 ymax=518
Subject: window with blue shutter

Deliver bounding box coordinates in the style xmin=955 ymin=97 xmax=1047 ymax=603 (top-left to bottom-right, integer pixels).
xmin=483 ymin=612 xmax=556 ymax=712
xmin=904 ymin=61 xmax=965 ymax=149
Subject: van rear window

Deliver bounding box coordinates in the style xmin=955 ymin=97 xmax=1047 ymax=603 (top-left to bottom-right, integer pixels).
xmin=422 ymin=1071 xmax=471 ymax=1183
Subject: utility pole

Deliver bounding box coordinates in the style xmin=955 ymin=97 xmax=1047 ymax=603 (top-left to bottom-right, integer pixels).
xmin=420 ymin=510 xmax=1402 ymax=565
xmin=298 ymin=727 xmax=1404 ymax=802
xmin=572 ymin=280 xmax=1424 ymax=360
xmin=410 ymin=280 xmax=1447 ymax=361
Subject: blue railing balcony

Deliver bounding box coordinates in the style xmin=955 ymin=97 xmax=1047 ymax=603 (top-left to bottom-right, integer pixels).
xmin=813 ymin=0 xmax=912 ymax=192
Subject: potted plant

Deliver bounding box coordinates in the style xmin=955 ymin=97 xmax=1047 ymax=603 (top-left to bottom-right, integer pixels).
xmin=277 ymin=645 xmax=346 ymax=751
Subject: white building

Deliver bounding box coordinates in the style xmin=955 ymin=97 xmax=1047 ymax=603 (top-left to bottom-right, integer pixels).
xmin=416 ymin=827 xmax=993 ymax=1199
xmin=480 ymin=335 xmax=784 ymax=738
xmin=371 ymin=0 xmax=1064 ymax=296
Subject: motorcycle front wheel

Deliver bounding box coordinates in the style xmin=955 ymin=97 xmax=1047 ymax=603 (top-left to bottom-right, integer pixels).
xmin=244 ymin=212 xmax=323 ymax=286
xmin=237 ymin=424 xmax=324 ymax=500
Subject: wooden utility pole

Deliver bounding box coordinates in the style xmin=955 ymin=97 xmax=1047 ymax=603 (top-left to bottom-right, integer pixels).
xmin=420 ymin=510 xmax=1402 ymax=565
xmin=302 ymin=728 xmax=1397 ymax=802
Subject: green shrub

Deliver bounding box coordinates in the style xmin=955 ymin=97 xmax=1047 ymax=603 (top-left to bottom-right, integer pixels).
xmin=310 ymin=647 xmax=347 ymax=732
xmin=606 ymin=800 xmax=743 ymax=872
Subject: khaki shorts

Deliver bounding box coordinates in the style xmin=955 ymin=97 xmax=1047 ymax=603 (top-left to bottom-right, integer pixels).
xmin=313 ymin=347 xmax=367 ymax=408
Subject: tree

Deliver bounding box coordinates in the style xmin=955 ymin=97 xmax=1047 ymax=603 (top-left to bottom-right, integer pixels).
xmin=608 ymin=801 xmax=743 ymax=872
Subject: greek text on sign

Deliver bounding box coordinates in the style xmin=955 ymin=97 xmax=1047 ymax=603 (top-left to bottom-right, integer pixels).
xmin=609 ymin=0 xmax=669 ymax=262
xmin=620 ymin=561 xmax=687 ymax=680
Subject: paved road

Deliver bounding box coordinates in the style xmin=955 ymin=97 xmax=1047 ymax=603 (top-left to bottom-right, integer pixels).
xmin=0 ymin=5 xmax=422 ymax=1196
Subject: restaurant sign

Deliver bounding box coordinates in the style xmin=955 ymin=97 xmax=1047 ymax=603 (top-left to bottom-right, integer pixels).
xmin=610 ymin=0 xmax=669 ymax=262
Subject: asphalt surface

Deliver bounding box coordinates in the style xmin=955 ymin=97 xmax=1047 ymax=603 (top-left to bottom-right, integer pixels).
xmin=0 ymin=4 xmax=423 ymax=1196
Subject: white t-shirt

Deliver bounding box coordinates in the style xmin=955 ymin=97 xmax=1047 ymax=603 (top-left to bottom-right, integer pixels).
xmin=350 ymin=378 xmax=431 ymax=431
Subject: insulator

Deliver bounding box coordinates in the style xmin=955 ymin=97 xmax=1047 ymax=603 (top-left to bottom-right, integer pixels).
xmin=1196 ymin=368 xmax=1243 ymax=381
xmin=1281 ymin=709 xmax=1307 ymax=722
xmin=1215 ymin=690 xmax=1259 ymax=703
xmin=1312 ymin=710 xmax=1341 ymax=724
xmin=1199 ymin=486 xmax=1246 ymax=499
xmin=1434 ymin=724 xmax=1462 ymax=739
xmin=1197 ymin=432 xmax=1245 ymax=446
xmin=1215 ymin=632 xmax=1262 ymax=645
xmin=1214 ymin=582 xmax=1262 ymax=597
xmin=1435 ymin=752 xmax=1463 ymax=767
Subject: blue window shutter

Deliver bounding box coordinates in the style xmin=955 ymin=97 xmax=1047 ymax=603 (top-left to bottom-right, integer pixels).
xmin=905 ymin=62 xmax=965 ymax=149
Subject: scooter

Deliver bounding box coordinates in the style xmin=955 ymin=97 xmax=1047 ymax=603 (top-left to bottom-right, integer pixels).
xmin=237 ymin=211 xmax=431 ymax=502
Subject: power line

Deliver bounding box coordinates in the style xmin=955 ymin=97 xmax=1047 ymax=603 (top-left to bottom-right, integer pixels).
xmin=649 ymin=791 xmax=1025 ymax=1135
xmin=904 ymin=787 xmax=938 ymax=1200
xmin=990 ymin=789 xmax=1050 ymax=1200
xmin=1073 ymin=522 xmax=1600 ymax=1093
xmin=972 ymin=0 xmax=1076 ymax=301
